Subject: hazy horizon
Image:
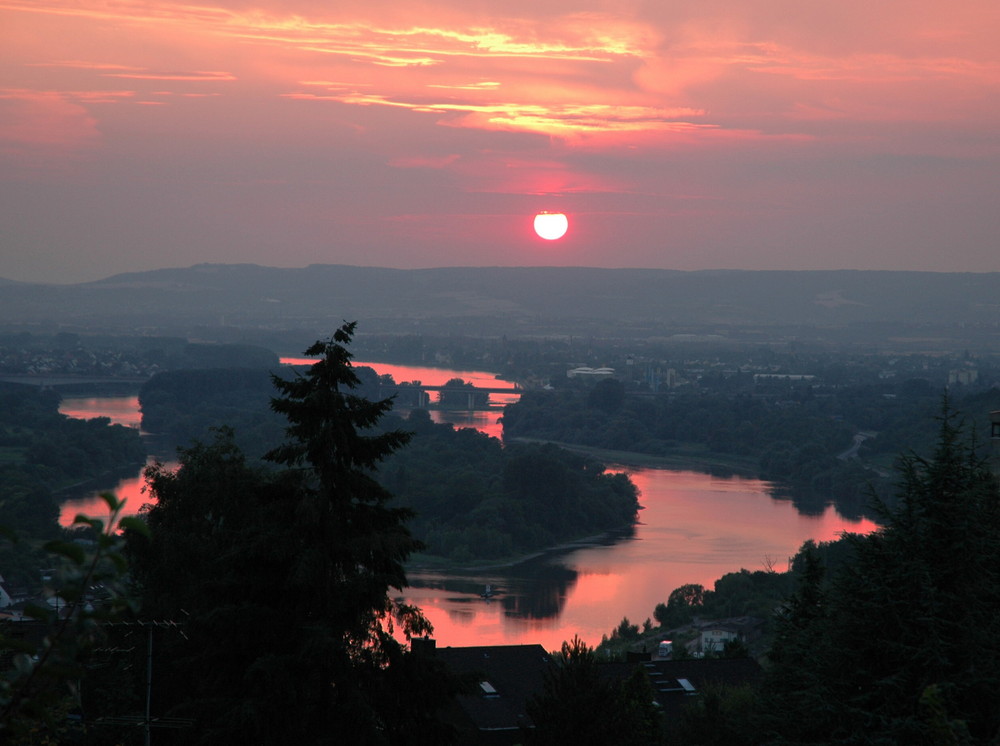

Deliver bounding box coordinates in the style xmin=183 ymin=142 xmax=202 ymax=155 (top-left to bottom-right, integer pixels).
xmin=7 ymin=262 xmax=1000 ymax=289
xmin=3 ymin=0 xmax=999 ymax=284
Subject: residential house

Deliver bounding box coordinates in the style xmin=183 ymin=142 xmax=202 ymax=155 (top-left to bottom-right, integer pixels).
xmin=699 ymin=616 xmax=765 ymax=654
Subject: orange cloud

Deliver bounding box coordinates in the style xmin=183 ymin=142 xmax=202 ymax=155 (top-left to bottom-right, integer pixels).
xmin=286 ymin=87 xmax=705 ymax=139
xmin=102 ymin=70 xmax=237 ymax=81
xmin=388 ymin=153 xmax=461 ymax=169
xmin=68 ymin=90 xmax=136 ymax=104
xmin=26 ymin=60 xmax=146 ymax=72
xmin=4 ymin=0 xmax=659 ymax=136
xmin=442 ymin=153 xmax=628 ymax=197
xmin=4 ymin=0 xmax=998 ymax=163
xmin=0 ymin=89 xmax=100 ymax=148
xmin=0 ymin=0 xmax=232 ymax=28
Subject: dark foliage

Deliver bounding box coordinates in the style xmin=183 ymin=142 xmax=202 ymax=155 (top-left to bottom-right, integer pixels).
xmin=138 ymin=366 xmax=641 ymax=564
xmin=437 ymin=378 xmax=489 ymax=409
xmin=127 ymin=324 xmax=460 ymax=744
xmin=502 ymin=385 xmax=1000 ymax=520
xmin=382 ymin=427 xmax=639 ymax=562
xmin=525 ymin=636 xmax=662 ymax=746
xmin=139 ymin=367 xmax=285 ymax=459
xmin=0 ymin=384 xmax=145 ymax=541
xmin=761 ymin=403 xmax=1000 ymax=744
xmin=1 ymin=494 xmax=145 ymax=742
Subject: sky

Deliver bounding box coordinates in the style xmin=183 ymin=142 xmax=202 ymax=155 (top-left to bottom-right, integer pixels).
xmin=2 ymin=0 xmax=999 ymax=284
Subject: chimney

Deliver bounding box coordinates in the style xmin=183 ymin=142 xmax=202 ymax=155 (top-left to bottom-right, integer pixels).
xmin=411 ymin=637 xmax=436 ymax=656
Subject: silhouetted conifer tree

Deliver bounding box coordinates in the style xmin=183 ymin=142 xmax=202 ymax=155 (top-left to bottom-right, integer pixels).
xmin=763 ymin=402 xmax=1000 ymax=744
xmin=129 ymin=323 xmax=458 ymax=744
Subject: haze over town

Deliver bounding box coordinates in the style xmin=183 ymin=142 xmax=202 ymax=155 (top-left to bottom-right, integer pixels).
xmin=3 ymin=0 xmax=999 ymax=283
xmin=3 ymin=3 xmax=1000 ymax=738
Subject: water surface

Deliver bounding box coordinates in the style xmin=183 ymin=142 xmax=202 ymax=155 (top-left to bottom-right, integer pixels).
xmin=59 ymin=364 xmax=876 ymax=648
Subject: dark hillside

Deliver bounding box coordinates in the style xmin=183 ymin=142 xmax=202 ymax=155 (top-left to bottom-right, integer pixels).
xmin=1 ymin=265 xmax=998 ymax=349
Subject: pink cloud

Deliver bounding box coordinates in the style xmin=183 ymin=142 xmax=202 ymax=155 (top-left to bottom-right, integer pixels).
xmin=103 ymin=70 xmax=237 ymax=81
xmin=0 ymin=89 xmax=100 ymax=148
xmin=388 ymin=153 xmax=461 ymax=169
xmin=2 ymin=0 xmax=999 ymax=279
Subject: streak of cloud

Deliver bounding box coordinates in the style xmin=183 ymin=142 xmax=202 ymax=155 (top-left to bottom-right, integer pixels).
xmin=1 ymin=0 xmax=998 ymax=281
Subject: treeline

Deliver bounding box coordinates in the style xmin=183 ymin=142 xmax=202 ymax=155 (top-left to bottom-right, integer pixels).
xmin=0 ymin=384 xmax=146 ymax=592
xmin=138 ymin=364 xmax=441 ymax=457
xmin=437 ymin=378 xmax=490 ymax=409
xmin=381 ymin=411 xmax=638 ymax=561
xmin=591 ymin=407 xmax=1000 ymax=743
xmin=8 ymin=326 xmax=1000 ymax=743
xmin=0 ymin=384 xmax=145 ymax=537
xmin=598 ymin=539 xmax=859 ymax=659
xmin=0 ymin=331 xmax=280 ymax=378
xmin=665 ymin=408 xmax=1000 ymax=744
xmin=502 ymin=379 xmax=1000 ymax=518
xmin=139 ymin=367 xmax=285 ymax=459
xmin=4 ymin=325 xmax=463 ymax=743
xmin=138 ymin=367 xmax=639 ymax=562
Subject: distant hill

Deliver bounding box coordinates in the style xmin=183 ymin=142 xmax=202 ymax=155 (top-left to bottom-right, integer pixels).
xmin=1 ymin=264 xmax=998 ymax=349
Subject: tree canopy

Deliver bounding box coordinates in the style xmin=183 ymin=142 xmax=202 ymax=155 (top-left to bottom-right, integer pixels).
xmin=761 ymin=403 xmax=1000 ymax=744
xmin=526 ymin=636 xmax=662 ymax=746
xmin=127 ymin=323 xmax=458 ymax=744
xmin=136 ymin=357 xmax=641 ymax=564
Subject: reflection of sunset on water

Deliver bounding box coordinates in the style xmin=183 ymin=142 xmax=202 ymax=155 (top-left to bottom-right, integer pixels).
xmin=57 ymin=456 xmax=177 ymax=528
xmin=406 ymin=469 xmax=877 ymax=652
xmin=56 ymin=385 xmax=880 ymax=653
xmin=59 ymin=395 xmax=142 ymax=429
xmin=283 ymin=359 xmax=514 ymax=439
xmin=57 ymin=396 xmax=173 ymax=527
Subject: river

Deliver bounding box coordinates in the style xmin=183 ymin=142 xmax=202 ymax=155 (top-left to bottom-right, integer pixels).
xmin=55 ymin=394 xmax=177 ymax=529
xmin=59 ymin=361 xmax=877 ymax=651
xmin=282 ymin=358 xmax=519 ymax=439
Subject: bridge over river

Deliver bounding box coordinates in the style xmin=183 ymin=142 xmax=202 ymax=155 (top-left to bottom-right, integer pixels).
xmin=1 ymin=375 xmax=522 ymax=411
xmin=376 ymin=382 xmax=522 ymax=411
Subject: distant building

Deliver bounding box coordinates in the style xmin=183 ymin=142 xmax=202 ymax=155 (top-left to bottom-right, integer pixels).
xmin=633 ymin=656 xmax=763 ymax=720
xmin=753 ymin=374 xmax=816 ymax=383
xmin=948 ymin=368 xmax=979 ymax=386
xmin=566 ymin=366 xmax=616 ymax=380
xmin=417 ymin=639 xmax=763 ymax=743
xmin=427 ymin=642 xmax=552 ymax=745
xmin=699 ymin=616 xmax=765 ymax=654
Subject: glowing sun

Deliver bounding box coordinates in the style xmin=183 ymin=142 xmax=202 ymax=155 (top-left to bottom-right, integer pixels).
xmin=533 ymin=211 xmax=569 ymax=240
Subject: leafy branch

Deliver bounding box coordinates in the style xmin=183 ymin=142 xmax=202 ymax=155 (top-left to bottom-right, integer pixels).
xmin=0 ymin=492 xmax=148 ymax=740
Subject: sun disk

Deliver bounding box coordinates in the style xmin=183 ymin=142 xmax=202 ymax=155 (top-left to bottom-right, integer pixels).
xmin=533 ymin=212 xmax=569 ymax=240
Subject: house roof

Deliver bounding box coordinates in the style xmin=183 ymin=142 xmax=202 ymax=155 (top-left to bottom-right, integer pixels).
xmin=435 ymin=644 xmax=552 ymax=734
xmin=430 ymin=641 xmax=764 ymax=740
xmin=639 ymin=657 xmax=764 ymax=720
xmin=641 ymin=657 xmax=763 ymax=689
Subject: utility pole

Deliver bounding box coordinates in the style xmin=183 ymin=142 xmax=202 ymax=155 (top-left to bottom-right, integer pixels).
xmin=991 ymin=410 xmax=1000 ymax=477
xmin=145 ymin=622 xmax=153 ymax=746
xmin=94 ymin=618 xmax=193 ymax=742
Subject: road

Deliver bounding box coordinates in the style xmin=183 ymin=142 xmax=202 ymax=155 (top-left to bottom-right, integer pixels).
xmin=837 ymin=431 xmax=877 ymax=461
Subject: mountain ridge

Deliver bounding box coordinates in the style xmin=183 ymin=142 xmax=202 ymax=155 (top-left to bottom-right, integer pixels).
xmin=2 ymin=264 xmax=998 ymax=347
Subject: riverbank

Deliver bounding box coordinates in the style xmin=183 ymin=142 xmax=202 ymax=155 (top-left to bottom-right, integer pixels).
xmin=407 ymin=525 xmax=634 ymax=573
xmin=406 ymin=442 xmax=760 ymax=572
xmin=507 ymin=437 xmax=759 ymax=476
xmin=52 ymin=458 xmax=148 ymax=498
